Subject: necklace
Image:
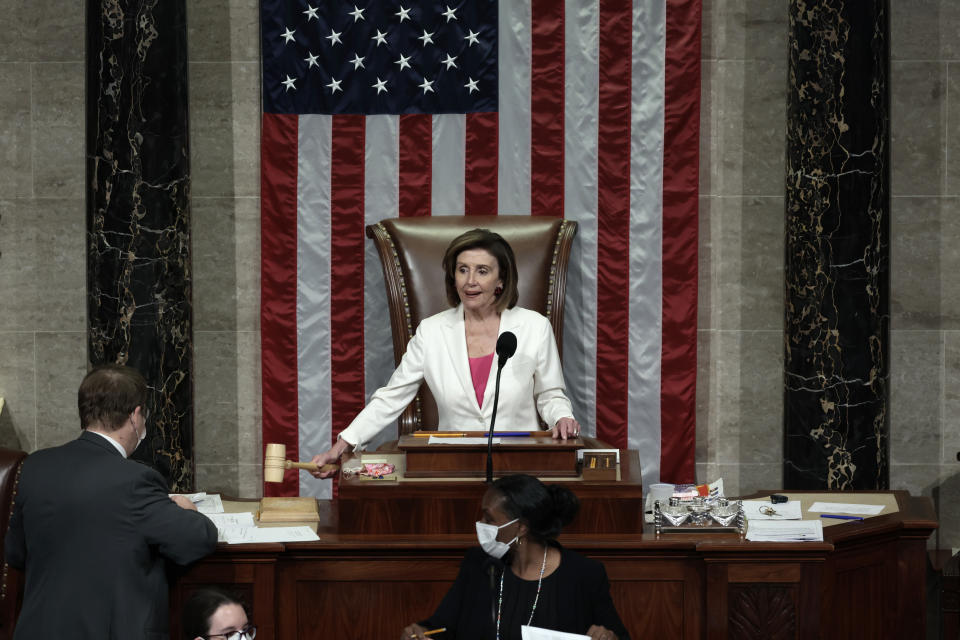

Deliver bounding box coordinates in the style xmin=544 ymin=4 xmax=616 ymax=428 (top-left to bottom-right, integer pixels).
xmin=496 ymin=545 xmax=548 ymax=640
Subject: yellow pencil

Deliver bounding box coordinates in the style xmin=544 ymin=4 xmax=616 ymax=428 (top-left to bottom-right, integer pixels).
xmin=411 ymin=432 xmax=466 ymax=437
xmin=423 ymin=629 xmax=446 ymax=637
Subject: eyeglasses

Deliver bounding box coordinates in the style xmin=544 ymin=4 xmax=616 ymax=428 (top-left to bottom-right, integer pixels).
xmin=205 ymin=625 xmax=256 ymax=640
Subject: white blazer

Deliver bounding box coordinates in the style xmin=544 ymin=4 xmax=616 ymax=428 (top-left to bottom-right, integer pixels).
xmin=339 ymin=305 xmax=575 ymax=448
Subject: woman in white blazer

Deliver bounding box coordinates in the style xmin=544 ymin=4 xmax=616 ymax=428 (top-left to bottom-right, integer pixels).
xmin=310 ymin=229 xmax=580 ymax=475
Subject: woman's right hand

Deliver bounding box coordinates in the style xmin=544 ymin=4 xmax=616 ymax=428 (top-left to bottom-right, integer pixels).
xmin=586 ymin=625 xmax=617 ymax=640
xmin=401 ymin=623 xmax=429 ymax=639
xmin=309 ymin=439 xmax=350 ymax=478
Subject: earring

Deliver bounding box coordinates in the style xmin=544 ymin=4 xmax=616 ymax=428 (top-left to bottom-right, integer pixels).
xmin=494 ymin=285 xmax=503 ymax=296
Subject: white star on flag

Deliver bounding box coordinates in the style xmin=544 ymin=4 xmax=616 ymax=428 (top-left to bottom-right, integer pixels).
xmin=418 ymin=77 xmax=434 ymax=93
xmin=372 ymin=77 xmax=388 ymax=94
xmin=442 ymin=5 xmax=457 ymax=21
xmin=394 ymin=53 xmax=412 ymax=71
xmin=326 ymin=30 xmax=342 ymax=46
xmin=371 ymin=29 xmax=388 ymax=46
xmin=349 ymin=5 xmax=365 ymax=21
xmin=464 ymin=77 xmax=478 ymax=93
xmin=281 ymin=28 xmax=295 ymax=44
xmin=418 ymin=30 xmax=434 ymax=46
xmin=281 ymin=75 xmax=296 ymax=91
xmin=326 ymin=78 xmax=342 ymax=93
xmin=441 ymin=54 xmax=457 ymax=70
xmin=464 ymin=29 xmax=479 ymax=46
xmin=304 ymin=52 xmax=319 ymax=68
xmin=350 ymin=54 xmax=365 ymax=70
xmin=396 ymin=6 xmax=411 ymax=22
xmin=303 ymin=5 xmax=319 ymax=21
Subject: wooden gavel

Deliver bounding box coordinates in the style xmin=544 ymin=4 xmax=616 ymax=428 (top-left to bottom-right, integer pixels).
xmin=264 ymin=443 xmax=339 ymax=483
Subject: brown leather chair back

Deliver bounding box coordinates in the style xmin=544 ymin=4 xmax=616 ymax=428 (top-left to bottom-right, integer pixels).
xmin=365 ymin=216 xmax=578 ymax=434
xmin=0 ymin=448 xmax=26 ymax=640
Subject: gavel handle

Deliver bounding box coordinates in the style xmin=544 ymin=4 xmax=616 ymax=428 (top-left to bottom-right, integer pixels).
xmin=284 ymin=461 xmax=339 ymax=473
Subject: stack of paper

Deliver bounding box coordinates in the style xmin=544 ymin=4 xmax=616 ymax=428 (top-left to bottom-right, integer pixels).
xmin=808 ymin=501 xmax=884 ymax=516
xmin=170 ymin=492 xmax=225 ymax=514
xmin=746 ymin=519 xmax=823 ymax=542
xmin=203 ymin=512 xmax=320 ymax=544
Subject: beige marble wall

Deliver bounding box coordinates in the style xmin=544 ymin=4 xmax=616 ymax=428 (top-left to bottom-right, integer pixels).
xmin=0 ymin=1 xmax=86 ymax=452
xmin=698 ymin=0 xmax=960 ymax=549
xmin=697 ymin=0 xmax=788 ymax=496
xmin=888 ymin=0 xmax=960 ymax=550
xmin=187 ymin=0 xmax=263 ymax=497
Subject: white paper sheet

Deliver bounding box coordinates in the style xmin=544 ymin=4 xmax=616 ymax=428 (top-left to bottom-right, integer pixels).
xmin=428 ymin=437 xmax=501 ymax=445
xmin=521 ymin=625 xmax=590 ymax=640
xmin=170 ymin=492 xmax=225 ymax=514
xmin=203 ymin=512 xmax=257 ymax=542
xmin=223 ymin=526 xmax=320 ymax=544
xmin=746 ymin=519 xmax=823 ymax=542
xmin=807 ymin=502 xmax=885 ymax=515
xmin=205 ymin=512 xmax=256 ymax=528
xmin=742 ymin=500 xmax=802 ymax=520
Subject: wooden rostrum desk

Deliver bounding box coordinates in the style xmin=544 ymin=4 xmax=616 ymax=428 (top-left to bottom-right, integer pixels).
xmin=168 ymin=478 xmax=937 ymax=639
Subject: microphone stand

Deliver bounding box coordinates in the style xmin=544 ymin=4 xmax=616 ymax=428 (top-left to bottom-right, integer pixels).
xmin=485 ymin=363 xmax=506 ymax=483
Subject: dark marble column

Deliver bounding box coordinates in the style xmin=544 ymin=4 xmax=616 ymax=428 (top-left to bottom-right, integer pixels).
xmin=784 ymin=1 xmax=889 ymax=489
xmin=86 ymin=0 xmax=194 ymax=490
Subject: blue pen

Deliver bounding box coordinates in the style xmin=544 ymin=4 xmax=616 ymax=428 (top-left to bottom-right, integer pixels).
xmin=820 ymin=514 xmax=863 ymax=521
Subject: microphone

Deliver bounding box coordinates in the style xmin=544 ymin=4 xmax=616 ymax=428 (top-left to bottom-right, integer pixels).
xmin=496 ymin=331 xmax=517 ymax=367
xmin=486 ymin=332 xmax=517 ymax=483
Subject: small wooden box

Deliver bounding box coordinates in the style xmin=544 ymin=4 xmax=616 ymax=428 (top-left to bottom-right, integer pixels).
xmin=581 ymin=452 xmax=617 ymax=480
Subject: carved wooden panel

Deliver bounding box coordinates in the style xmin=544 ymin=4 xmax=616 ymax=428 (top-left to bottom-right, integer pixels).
xmin=728 ymin=584 xmax=798 ymax=640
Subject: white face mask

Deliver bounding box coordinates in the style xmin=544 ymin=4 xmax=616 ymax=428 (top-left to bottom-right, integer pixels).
xmin=475 ymin=518 xmax=519 ymax=559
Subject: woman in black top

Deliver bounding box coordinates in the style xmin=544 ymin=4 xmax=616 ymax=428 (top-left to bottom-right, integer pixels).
xmin=402 ymin=474 xmax=629 ymax=640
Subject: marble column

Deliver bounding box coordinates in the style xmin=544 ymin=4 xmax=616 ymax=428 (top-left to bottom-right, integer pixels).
xmin=86 ymin=0 xmax=194 ymax=490
xmin=784 ymin=1 xmax=889 ymax=489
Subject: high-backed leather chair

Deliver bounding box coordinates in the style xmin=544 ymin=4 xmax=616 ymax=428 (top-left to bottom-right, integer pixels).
xmin=0 ymin=448 xmax=27 ymax=640
xmin=366 ymin=215 xmax=578 ymax=434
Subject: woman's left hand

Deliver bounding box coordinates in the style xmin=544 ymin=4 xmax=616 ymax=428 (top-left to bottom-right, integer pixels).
xmin=551 ymin=417 xmax=581 ymax=440
xmin=586 ymin=625 xmax=617 ymax=640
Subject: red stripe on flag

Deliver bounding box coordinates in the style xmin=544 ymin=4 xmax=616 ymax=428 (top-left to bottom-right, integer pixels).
xmin=261 ymin=113 xmax=300 ymax=497
xmin=594 ymin=0 xmax=632 ymax=450
xmin=330 ymin=115 xmax=367 ymax=449
xmin=399 ymin=114 xmax=432 ymax=217
xmin=464 ymin=112 xmax=498 ymax=215
xmin=530 ymin=0 xmax=564 ymax=217
xmin=660 ymin=0 xmax=701 ymax=484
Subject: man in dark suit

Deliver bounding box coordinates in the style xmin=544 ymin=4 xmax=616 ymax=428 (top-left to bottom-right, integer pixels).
xmin=5 ymin=364 xmax=218 ymax=639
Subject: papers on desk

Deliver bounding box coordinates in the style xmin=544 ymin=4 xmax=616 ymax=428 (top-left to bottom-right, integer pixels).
xmin=170 ymin=492 xmax=225 ymax=514
xmin=521 ymin=626 xmax=589 ymax=640
xmin=746 ymin=519 xmax=823 ymax=542
xmin=203 ymin=512 xmax=320 ymax=544
xmin=428 ymin=436 xmax=500 ymax=445
xmin=808 ymin=501 xmax=885 ymax=516
xmin=742 ymin=500 xmax=802 ymax=520
xmin=223 ymin=526 xmax=320 ymax=544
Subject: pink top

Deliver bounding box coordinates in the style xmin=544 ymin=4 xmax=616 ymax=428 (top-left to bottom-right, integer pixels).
xmin=468 ymin=353 xmax=495 ymax=408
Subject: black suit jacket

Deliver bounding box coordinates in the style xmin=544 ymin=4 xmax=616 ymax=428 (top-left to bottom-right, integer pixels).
xmin=5 ymin=431 xmax=218 ymax=639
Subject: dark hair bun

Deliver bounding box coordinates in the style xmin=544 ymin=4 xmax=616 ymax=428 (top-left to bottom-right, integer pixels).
xmin=548 ymin=485 xmax=580 ymax=528
xmin=492 ymin=474 xmax=581 ymax=543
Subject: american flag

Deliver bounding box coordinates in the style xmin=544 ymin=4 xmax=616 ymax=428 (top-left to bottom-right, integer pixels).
xmin=260 ymin=0 xmax=701 ymax=498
